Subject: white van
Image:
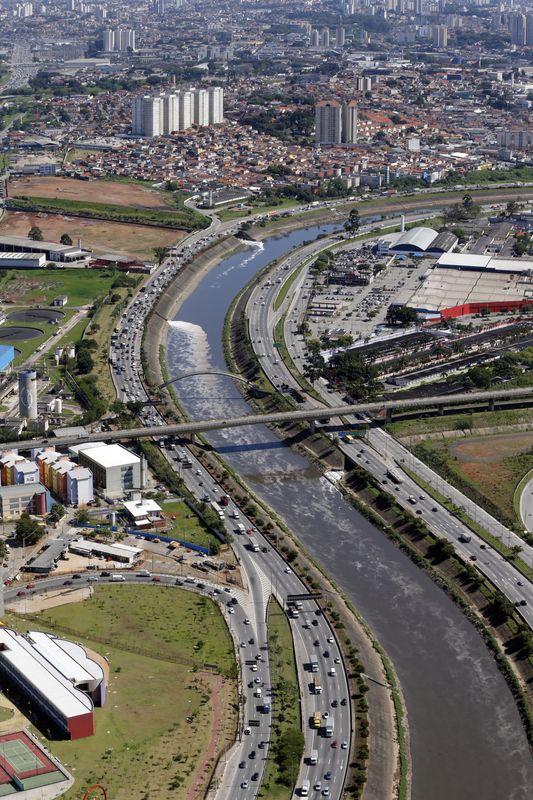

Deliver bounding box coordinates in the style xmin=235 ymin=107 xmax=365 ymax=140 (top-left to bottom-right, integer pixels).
xmin=236 ymin=523 xmax=246 ymax=534
xmin=301 ymin=779 xmax=310 ymax=797
xmin=110 ymin=574 xmax=125 ymax=582
xmin=309 ymin=749 xmax=318 ymax=765
xmin=254 ymin=687 xmax=262 ymax=698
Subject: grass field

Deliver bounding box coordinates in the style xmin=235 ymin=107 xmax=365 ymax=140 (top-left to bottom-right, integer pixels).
xmin=260 ymin=597 xmax=301 ymax=800
xmin=0 ymin=268 xmax=122 ymax=306
xmin=413 ymin=432 xmax=533 ymax=527
xmin=0 ymin=210 xmax=184 ymax=260
xmin=387 ymin=407 xmax=533 ymax=439
xmin=161 ymin=499 xmax=220 ymax=549
xmin=4 ymin=585 xmax=237 ymax=800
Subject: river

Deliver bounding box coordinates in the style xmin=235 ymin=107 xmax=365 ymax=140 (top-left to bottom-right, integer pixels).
xmin=165 ymin=224 xmax=533 ymax=799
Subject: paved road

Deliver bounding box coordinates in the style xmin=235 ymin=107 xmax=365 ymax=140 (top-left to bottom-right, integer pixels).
xmin=246 ymin=233 xmax=533 ymax=630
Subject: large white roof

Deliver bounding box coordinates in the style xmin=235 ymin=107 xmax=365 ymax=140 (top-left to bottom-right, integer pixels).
xmin=0 ymin=629 xmax=94 ymax=719
xmin=70 ymin=537 xmax=142 ymax=559
xmin=27 ymin=631 xmax=104 ymax=686
xmin=391 ymin=226 xmax=438 ymax=252
xmin=79 ymin=443 xmax=140 ymax=469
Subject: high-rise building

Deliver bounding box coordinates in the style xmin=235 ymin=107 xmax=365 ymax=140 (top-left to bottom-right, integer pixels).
xmin=208 ymin=87 xmax=224 ymax=124
xmin=336 ymin=26 xmax=345 ymax=47
xmin=320 ymin=27 xmax=330 ymax=48
xmin=178 ymin=91 xmax=193 ymax=131
xmin=102 ymin=29 xmax=115 ymax=52
xmin=342 ymin=100 xmax=358 ymax=145
xmin=132 ymin=89 xmax=223 ymax=137
xmin=316 ymin=100 xmax=358 ymax=146
xmin=102 ymin=27 xmax=136 ymax=52
xmin=163 ymin=93 xmax=180 ymax=133
xmin=510 ymin=13 xmax=526 ymax=45
xmin=117 ymin=28 xmax=136 ymax=52
xmin=414 ymin=0 xmax=423 ymax=15
xmin=315 ymin=100 xmax=342 ymax=145
xmin=132 ymin=95 xmax=163 ymax=137
xmin=310 ymin=29 xmax=319 ymax=47
xmin=193 ymin=89 xmax=209 ymax=126
xmin=432 ymin=25 xmax=448 ymax=48
xmin=527 ymin=14 xmax=533 ymax=46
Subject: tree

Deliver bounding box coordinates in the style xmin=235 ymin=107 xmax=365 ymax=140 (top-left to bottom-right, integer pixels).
xmin=344 ymin=208 xmax=360 ymax=234
xmin=14 ymin=513 xmax=46 ymax=546
xmin=153 ymin=246 xmax=170 ymax=266
xmin=429 ymin=537 xmax=455 ymax=561
xmin=47 ymin=503 xmax=64 ymax=524
xmin=74 ymin=508 xmax=90 ymax=524
xmin=386 ymin=304 xmax=418 ymax=326
xmin=60 ymin=233 xmax=73 ymax=245
xmin=505 ymin=200 xmax=519 ymax=217
xmin=28 ymin=225 xmax=43 ymax=241
xmin=77 ymin=349 xmax=94 ymax=374
xmin=462 ymin=194 xmax=474 ymax=212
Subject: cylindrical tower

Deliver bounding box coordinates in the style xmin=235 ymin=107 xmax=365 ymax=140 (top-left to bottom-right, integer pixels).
xmin=18 ymin=370 xmax=38 ymax=420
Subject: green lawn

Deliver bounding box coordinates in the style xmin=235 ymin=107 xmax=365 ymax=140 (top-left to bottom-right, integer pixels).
xmin=162 ymin=499 xmax=219 ymax=548
xmin=260 ymin=597 xmax=301 ymax=800
xmin=387 ymin=407 xmax=533 ymax=438
xmin=4 ymin=585 xmax=236 ymax=800
xmin=0 ymin=268 xmax=120 ymax=306
xmin=218 ymin=197 xmax=301 ymax=221
xmin=0 ymin=314 xmax=74 ymax=366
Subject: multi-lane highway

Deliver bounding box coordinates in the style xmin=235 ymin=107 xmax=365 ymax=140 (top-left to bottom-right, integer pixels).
xmin=104 ymin=220 xmax=352 ymax=798
xmin=246 ymin=232 xmax=533 ymax=628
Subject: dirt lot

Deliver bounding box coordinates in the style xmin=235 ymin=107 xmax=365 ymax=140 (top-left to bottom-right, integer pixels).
xmin=424 ymin=431 xmax=533 ymax=525
xmin=0 ymin=210 xmax=184 ymax=259
xmin=449 ymin=432 xmax=533 ymax=463
xmin=9 ymin=176 xmax=175 ymax=210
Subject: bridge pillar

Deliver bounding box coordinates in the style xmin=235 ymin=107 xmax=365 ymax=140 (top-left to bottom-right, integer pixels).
xmin=385 ymin=408 xmax=392 ymax=423
xmin=437 ymin=403 xmax=444 ymax=416
xmin=309 ymin=420 xmax=316 ymax=434
xmin=189 ymin=432 xmax=196 ymax=444
xmin=489 ymin=398 xmax=495 ymax=412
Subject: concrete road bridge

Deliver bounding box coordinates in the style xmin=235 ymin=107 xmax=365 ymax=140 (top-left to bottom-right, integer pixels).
xmin=8 ymin=386 xmax=533 ymax=451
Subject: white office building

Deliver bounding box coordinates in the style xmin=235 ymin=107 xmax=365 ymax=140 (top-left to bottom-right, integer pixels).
xmin=75 ymin=443 xmax=142 ymax=497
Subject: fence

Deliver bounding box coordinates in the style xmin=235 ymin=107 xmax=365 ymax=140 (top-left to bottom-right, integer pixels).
xmin=125 ymin=528 xmax=209 ymax=554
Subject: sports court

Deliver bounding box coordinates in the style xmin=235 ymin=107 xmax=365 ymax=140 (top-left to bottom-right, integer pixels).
xmin=0 ymin=731 xmax=68 ymax=795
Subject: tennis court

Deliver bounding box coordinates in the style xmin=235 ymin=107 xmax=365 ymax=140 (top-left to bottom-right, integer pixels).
xmin=0 ymin=739 xmax=40 ymax=774
xmin=0 ymin=731 xmax=69 ymax=795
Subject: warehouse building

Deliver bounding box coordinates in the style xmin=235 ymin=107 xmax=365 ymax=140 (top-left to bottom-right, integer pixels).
xmin=0 ymin=628 xmax=105 ymax=740
xmin=69 ymin=537 xmax=142 ymax=564
xmin=0 ymin=235 xmax=90 ymax=265
xmin=74 ymin=443 xmax=143 ymax=497
xmin=403 ymin=253 xmax=533 ymax=318
xmin=376 ymin=226 xmax=458 ymax=257
xmin=0 ymin=251 xmax=46 ymax=268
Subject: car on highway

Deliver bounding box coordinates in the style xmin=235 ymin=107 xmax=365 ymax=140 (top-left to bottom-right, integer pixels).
xmin=241 ymin=781 xmax=248 ymax=789
xmin=341 ymin=741 xmax=348 ymax=749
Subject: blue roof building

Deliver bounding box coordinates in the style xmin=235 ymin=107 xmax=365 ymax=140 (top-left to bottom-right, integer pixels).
xmin=0 ymin=345 xmax=15 ymax=372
